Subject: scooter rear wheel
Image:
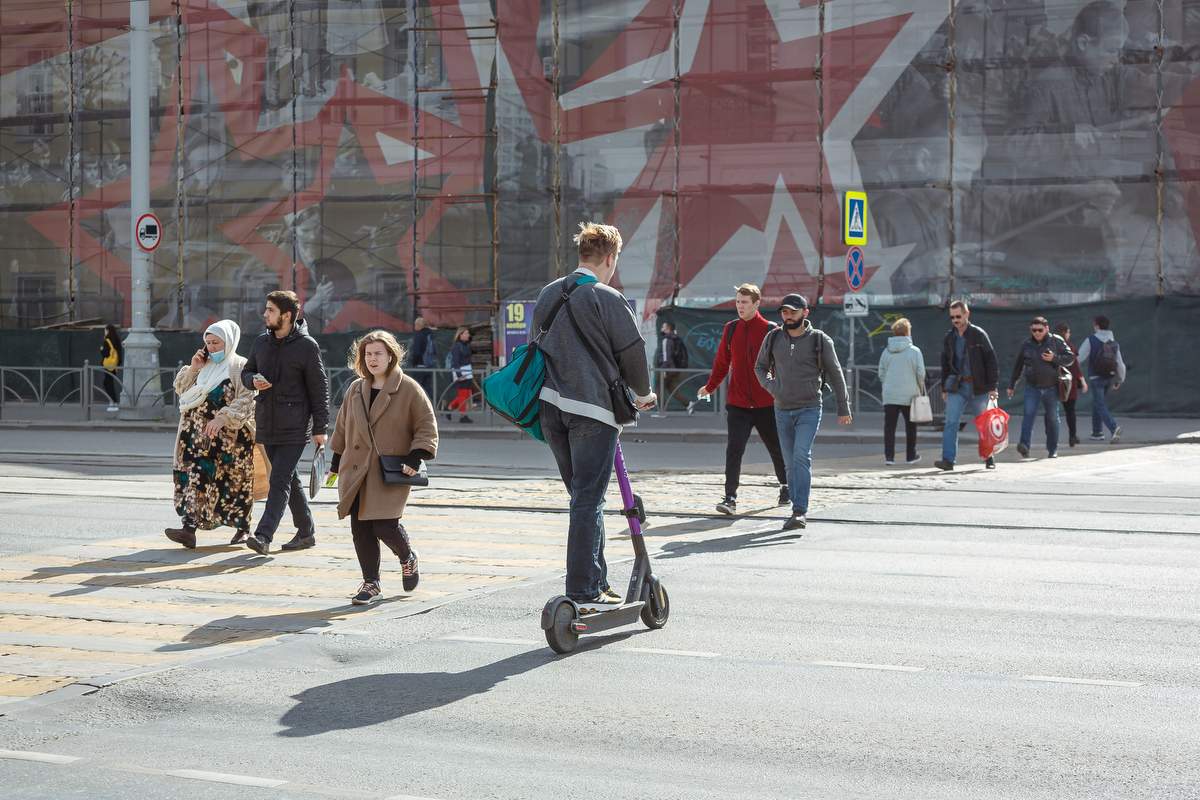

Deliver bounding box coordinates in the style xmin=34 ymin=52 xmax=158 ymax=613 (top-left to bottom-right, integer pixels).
xmin=640 ymin=585 xmax=670 ymax=629
xmin=545 ymin=599 xmax=579 ymax=654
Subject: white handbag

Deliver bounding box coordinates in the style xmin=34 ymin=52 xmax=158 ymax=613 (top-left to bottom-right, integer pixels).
xmin=910 ymin=381 xmax=933 ymax=423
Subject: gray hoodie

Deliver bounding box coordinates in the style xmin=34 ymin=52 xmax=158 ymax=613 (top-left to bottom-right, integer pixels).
xmin=532 ymin=270 xmax=651 ymax=428
xmin=754 ymin=320 xmax=850 ymax=416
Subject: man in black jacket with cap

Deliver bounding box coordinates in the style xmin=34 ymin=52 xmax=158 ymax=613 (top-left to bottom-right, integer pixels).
xmin=241 ymin=290 xmax=330 ymax=555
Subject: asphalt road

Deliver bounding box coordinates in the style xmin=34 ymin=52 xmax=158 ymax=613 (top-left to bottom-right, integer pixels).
xmin=1 ymin=435 xmax=1199 ymax=799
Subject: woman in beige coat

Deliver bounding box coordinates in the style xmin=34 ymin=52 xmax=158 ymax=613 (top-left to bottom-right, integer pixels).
xmin=167 ymin=319 xmax=257 ymax=549
xmin=329 ymin=330 xmax=439 ymax=604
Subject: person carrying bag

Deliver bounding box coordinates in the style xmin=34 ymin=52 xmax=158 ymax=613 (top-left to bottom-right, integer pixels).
xmin=877 ymin=318 xmax=927 ymax=465
xmin=327 ymin=330 xmax=439 ymax=605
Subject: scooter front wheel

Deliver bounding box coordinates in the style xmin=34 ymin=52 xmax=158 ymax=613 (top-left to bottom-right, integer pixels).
xmin=545 ymin=599 xmax=580 ymax=653
xmin=640 ymin=585 xmax=670 ymax=630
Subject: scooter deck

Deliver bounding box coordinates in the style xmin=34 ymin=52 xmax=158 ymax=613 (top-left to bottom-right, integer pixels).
xmin=576 ymin=602 xmax=645 ymax=634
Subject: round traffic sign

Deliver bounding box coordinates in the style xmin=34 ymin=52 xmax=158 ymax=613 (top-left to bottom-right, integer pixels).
xmin=846 ymin=246 xmax=865 ymax=291
xmin=135 ymin=213 xmax=162 ymax=252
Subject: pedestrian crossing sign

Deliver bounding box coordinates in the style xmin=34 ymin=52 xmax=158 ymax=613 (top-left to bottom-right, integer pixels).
xmin=843 ymin=191 xmax=867 ymax=246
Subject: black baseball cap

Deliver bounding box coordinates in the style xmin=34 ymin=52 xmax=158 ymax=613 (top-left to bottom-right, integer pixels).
xmin=780 ymin=293 xmax=809 ymax=311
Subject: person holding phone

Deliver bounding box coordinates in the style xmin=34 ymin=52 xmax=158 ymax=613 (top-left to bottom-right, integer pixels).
xmin=240 ymin=291 xmax=330 ymax=556
xmin=1008 ymin=315 xmax=1075 ymax=459
xmin=327 ymin=330 xmax=438 ymax=604
xmin=165 ymin=320 xmax=257 ymax=548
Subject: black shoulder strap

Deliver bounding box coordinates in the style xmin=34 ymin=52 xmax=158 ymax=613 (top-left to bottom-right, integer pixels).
xmin=764 ymin=327 xmax=780 ymax=373
xmin=721 ymin=320 xmax=736 ymax=355
xmin=813 ymin=328 xmax=827 ymax=392
xmin=534 ymin=276 xmax=589 ymax=343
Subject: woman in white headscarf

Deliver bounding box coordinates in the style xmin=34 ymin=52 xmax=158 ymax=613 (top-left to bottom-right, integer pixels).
xmin=165 ymin=320 xmax=257 ymax=549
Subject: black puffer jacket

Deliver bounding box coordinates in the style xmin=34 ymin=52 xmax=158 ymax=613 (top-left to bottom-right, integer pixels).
xmin=241 ymin=319 xmax=329 ymax=445
xmin=1009 ymin=333 xmax=1075 ymax=390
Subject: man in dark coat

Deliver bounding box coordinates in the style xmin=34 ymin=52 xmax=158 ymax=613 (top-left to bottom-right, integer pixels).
xmin=936 ymin=300 xmax=999 ymax=471
xmin=1007 ymin=316 xmax=1075 ymax=459
xmin=240 ymin=290 xmax=330 ymax=555
xmin=408 ymin=316 xmax=436 ymax=400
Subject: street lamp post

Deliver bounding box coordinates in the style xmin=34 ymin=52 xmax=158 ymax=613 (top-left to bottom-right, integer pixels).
xmin=121 ymin=0 xmax=162 ymax=412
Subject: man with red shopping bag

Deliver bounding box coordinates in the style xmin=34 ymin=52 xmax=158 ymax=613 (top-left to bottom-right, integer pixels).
xmin=935 ymin=300 xmax=1000 ymax=471
xmin=976 ymin=401 xmax=1010 ymax=460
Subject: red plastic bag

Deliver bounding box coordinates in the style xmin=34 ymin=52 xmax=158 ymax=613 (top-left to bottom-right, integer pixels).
xmin=975 ymin=401 xmax=1010 ymax=459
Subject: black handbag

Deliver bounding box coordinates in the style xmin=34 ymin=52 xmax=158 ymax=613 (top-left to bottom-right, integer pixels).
xmin=359 ymin=384 xmax=429 ymax=487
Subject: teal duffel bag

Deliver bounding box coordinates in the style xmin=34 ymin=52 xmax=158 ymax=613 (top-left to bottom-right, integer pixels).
xmin=482 ymin=274 xmax=595 ymax=442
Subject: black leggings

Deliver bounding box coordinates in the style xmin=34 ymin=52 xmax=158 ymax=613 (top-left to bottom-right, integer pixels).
xmin=350 ymin=494 xmax=412 ymax=582
xmin=883 ymin=404 xmax=918 ymax=462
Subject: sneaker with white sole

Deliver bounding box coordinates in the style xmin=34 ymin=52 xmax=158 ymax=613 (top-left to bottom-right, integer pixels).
xmin=906 ymin=455 xmax=922 ymax=464
xmin=401 ymin=549 xmax=420 ymax=593
xmin=577 ymin=588 xmax=623 ymax=613
xmin=686 ymin=401 xmax=696 ymax=415
xmin=885 ymin=459 xmax=895 ymax=466
xmin=1110 ymin=426 xmax=1122 ymax=444
xmin=351 ymin=581 xmax=382 ymax=605
xmin=1089 ymin=433 xmax=1105 ymax=441
xmin=716 ymin=496 xmax=737 ymax=515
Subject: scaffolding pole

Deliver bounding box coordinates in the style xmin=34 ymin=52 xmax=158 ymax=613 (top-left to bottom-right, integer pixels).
xmin=410 ymin=9 xmax=499 ymax=320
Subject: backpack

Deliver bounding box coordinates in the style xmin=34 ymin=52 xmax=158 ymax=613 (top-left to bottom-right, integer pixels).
xmin=421 ymin=334 xmax=438 ymax=368
xmin=764 ymin=326 xmax=828 ymax=393
xmin=669 ymin=334 xmax=689 ymax=369
xmin=1089 ymin=335 xmax=1120 ymax=379
xmin=481 ymin=275 xmax=596 ymax=442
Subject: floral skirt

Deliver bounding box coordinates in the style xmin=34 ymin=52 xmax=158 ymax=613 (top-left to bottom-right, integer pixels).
xmin=173 ymin=394 xmax=255 ymax=531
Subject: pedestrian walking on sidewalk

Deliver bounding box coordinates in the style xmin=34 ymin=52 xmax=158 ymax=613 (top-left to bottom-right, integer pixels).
xmin=240 ymin=290 xmax=330 ymax=556
xmin=1075 ymin=314 xmax=1126 ymax=444
xmin=754 ymin=293 xmax=851 ymax=531
xmin=165 ymin=320 xmax=257 ymax=549
xmin=328 ymin=330 xmax=438 ymax=604
xmin=408 ymin=316 xmax=437 ymax=401
xmin=1050 ymin=322 xmax=1087 ymax=447
xmin=936 ymin=300 xmax=999 ymax=471
xmin=697 ymin=283 xmax=790 ymax=515
xmin=1008 ymin=316 xmax=1075 ymax=459
xmin=878 ymin=317 xmax=925 ymax=466
xmin=532 ymin=222 xmax=656 ymax=613
xmin=100 ymin=324 xmax=123 ymax=411
xmin=656 ymin=321 xmax=695 ymax=413
xmin=447 ymin=327 xmax=474 ymax=424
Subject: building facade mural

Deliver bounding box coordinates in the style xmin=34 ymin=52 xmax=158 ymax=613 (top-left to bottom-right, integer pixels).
xmin=1 ymin=0 xmax=1197 ymax=331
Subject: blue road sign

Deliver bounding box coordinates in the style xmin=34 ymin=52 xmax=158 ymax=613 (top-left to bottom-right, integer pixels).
xmin=846 ymin=246 xmax=865 ymax=291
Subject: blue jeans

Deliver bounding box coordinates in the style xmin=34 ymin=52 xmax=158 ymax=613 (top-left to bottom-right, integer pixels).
xmin=775 ymin=405 xmax=822 ymax=514
xmin=1090 ymin=376 xmax=1117 ymax=435
xmin=540 ymin=401 xmax=620 ymax=602
xmin=941 ymin=382 xmax=990 ymax=463
xmin=255 ymin=443 xmax=315 ymax=542
xmin=1019 ymin=385 xmax=1060 ymax=454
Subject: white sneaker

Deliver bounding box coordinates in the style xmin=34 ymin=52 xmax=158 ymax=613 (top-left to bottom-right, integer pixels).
xmin=885 ymin=459 xmax=894 ymax=466
xmin=106 ymin=405 xmax=119 ymax=412
xmin=686 ymin=401 xmax=696 ymax=415
xmin=1110 ymin=426 xmax=1122 ymax=444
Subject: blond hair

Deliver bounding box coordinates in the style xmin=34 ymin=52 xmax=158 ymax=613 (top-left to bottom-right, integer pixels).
xmin=891 ymin=317 xmax=911 ymax=336
xmin=574 ymin=222 xmax=623 ymax=262
xmin=734 ymin=283 xmax=761 ymax=303
xmin=454 ymin=326 xmax=471 ymax=342
xmin=349 ymin=329 xmax=406 ymax=380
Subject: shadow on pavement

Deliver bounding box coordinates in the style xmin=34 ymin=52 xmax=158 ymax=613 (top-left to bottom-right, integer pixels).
xmin=277 ymin=650 xmax=553 ymax=736
xmin=656 ymin=529 xmax=802 ymax=560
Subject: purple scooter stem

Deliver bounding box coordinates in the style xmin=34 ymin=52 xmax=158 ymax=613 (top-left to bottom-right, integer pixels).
xmin=613 ymin=441 xmax=641 ymax=536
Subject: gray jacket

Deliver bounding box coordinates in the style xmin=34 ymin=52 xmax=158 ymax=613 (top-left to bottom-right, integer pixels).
xmin=754 ymin=320 xmax=850 ymax=416
xmin=532 ymin=270 xmax=651 ymax=428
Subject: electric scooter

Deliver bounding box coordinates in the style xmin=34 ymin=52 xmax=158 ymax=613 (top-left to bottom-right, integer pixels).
xmin=541 ymin=440 xmax=669 ymax=653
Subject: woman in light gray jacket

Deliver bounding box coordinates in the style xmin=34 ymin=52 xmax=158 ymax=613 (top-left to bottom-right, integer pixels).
xmin=878 ymin=318 xmax=926 ymax=465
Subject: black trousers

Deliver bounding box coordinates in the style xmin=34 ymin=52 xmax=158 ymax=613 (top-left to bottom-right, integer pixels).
xmin=725 ymin=404 xmax=788 ymax=498
xmin=102 ymin=372 xmax=119 ymax=404
xmin=350 ymin=494 xmax=411 ymax=582
xmin=256 ymin=443 xmax=314 ymax=542
xmin=883 ymin=404 xmax=918 ymax=462
xmin=1049 ymin=397 xmax=1077 ymax=440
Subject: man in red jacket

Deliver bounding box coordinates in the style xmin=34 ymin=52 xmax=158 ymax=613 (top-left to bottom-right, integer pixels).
xmin=697 ymin=283 xmax=789 ymax=514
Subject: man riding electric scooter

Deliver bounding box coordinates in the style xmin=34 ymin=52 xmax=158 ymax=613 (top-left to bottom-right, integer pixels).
xmin=531 ymin=222 xmax=657 ymax=613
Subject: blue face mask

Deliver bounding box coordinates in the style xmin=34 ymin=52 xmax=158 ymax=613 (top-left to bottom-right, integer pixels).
xmin=208 ymin=349 xmax=227 ymax=363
